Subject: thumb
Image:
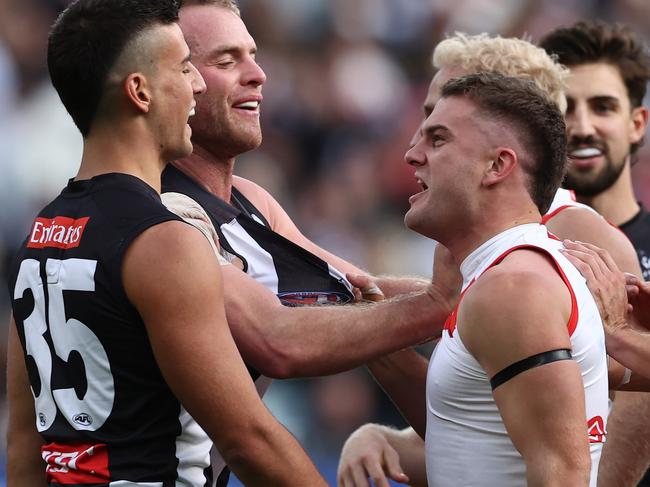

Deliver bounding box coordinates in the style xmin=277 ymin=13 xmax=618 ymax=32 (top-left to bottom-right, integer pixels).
xmin=346 ymin=273 xmax=372 ymax=289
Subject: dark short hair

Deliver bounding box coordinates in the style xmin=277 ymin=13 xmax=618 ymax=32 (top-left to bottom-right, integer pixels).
xmin=540 ymin=21 xmax=650 ymax=109
xmin=48 ymin=0 xmax=181 ymax=136
xmin=540 ymin=21 xmax=650 ymax=156
xmin=441 ymin=72 xmax=567 ymax=214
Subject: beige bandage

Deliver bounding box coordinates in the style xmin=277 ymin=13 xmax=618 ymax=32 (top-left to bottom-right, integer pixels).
xmin=161 ymin=192 xmax=229 ymax=265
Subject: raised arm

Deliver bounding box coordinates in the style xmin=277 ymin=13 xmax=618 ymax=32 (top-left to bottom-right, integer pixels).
xmin=460 ymin=252 xmax=591 ymax=486
xmin=122 ymin=220 xmax=326 ymax=487
xmin=6 ymin=316 xmax=48 ymax=487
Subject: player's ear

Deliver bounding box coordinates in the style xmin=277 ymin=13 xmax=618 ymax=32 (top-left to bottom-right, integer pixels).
xmin=124 ymin=72 xmax=152 ymax=113
xmin=482 ymin=148 xmax=517 ymax=187
xmin=629 ymin=105 xmax=648 ymax=145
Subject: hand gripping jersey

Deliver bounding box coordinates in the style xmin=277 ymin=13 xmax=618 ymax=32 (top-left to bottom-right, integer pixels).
xmin=7 ymin=174 xmax=214 ymax=486
xmin=425 ymin=224 xmax=609 ymax=487
xmin=161 ymin=165 xmax=354 ymax=486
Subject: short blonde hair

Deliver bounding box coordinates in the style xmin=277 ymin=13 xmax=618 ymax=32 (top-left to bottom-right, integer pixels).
xmin=433 ymin=33 xmax=568 ymax=113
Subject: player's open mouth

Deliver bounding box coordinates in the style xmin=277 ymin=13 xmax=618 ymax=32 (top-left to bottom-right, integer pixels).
xmin=233 ymin=99 xmax=261 ymax=112
xmin=409 ymin=177 xmax=428 ymax=204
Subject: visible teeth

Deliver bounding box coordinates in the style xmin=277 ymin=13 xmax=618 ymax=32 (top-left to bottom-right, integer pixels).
xmin=570 ymin=147 xmax=601 ymax=158
xmin=235 ymin=101 xmax=259 ymax=109
xmin=189 ymin=107 xmax=196 ymax=117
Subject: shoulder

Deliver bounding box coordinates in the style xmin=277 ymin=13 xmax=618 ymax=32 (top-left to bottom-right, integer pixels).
xmin=464 ymin=249 xmax=569 ymax=314
xmin=546 ymin=205 xmax=641 ymax=276
xmin=232 ymin=176 xmax=276 ymax=210
xmin=232 ymin=175 xmax=294 ymax=232
xmin=458 ymin=249 xmax=573 ymax=372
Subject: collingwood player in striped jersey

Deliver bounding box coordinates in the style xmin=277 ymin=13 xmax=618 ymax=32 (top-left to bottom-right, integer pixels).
xmin=159 ymin=2 xmax=462 ymax=484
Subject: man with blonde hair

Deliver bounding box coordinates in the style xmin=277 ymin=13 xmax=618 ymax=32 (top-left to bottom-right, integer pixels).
xmin=337 ymin=32 xmax=642 ymax=487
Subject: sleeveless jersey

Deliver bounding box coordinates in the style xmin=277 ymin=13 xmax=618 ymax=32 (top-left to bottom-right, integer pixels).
xmin=7 ymin=174 xmax=213 ymax=487
xmin=542 ymin=188 xmax=599 ymax=224
xmin=425 ymin=223 xmax=609 ymax=487
xmin=161 ymin=164 xmax=354 ymax=486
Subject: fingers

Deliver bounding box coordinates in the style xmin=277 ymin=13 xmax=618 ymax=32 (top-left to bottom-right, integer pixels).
xmin=562 ymin=250 xmax=598 ymax=283
xmin=563 ymin=240 xmax=621 ymax=274
xmin=561 ymin=240 xmax=609 ymax=278
xmin=383 ymin=447 xmax=410 ymax=484
xmin=347 ymin=273 xmax=372 ymax=289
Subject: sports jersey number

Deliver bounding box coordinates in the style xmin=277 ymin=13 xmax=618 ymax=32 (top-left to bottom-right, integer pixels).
xmin=14 ymin=258 xmax=115 ymax=432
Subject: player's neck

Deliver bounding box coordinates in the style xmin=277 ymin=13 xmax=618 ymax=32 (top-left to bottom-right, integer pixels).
xmin=575 ymin=162 xmax=640 ymax=227
xmin=446 ymin=216 xmax=540 ymax=268
xmin=173 ymin=145 xmax=235 ymax=202
xmin=76 ymin=127 xmax=165 ymax=192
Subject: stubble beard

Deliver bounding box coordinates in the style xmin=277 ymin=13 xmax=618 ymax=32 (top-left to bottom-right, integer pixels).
xmin=564 ymin=151 xmax=628 ymax=198
xmin=191 ymin=105 xmax=262 ymax=159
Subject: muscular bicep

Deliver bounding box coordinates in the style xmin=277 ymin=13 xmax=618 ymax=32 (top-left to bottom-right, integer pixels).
xmin=458 ymin=257 xmax=590 ymax=478
xmin=122 ymin=221 xmax=271 ymax=445
xmin=546 ymin=207 xmax=642 ymax=277
xmin=493 ymin=358 xmax=586 ymax=459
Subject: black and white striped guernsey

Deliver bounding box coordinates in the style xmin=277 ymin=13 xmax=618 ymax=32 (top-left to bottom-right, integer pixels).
xmin=162 ymin=164 xmax=355 ymax=486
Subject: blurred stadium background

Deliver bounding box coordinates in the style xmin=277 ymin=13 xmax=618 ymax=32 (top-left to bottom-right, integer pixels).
xmin=1 ymin=0 xmax=649 ymax=484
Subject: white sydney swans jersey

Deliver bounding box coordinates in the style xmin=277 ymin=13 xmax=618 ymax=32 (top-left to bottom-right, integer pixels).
xmin=425 ymin=224 xmax=609 ymax=487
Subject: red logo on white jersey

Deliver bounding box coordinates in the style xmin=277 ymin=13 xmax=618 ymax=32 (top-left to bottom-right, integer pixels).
xmin=588 ymin=415 xmax=606 ymax=443
xmin=41 ymin=442 xmax=110 ymax=484
xmin=27 ymin=216 xmax=90 ymax=249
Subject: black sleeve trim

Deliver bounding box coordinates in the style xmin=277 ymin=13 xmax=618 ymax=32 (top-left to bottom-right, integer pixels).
xmin=490 ymin=348 xmax=572 ymax=390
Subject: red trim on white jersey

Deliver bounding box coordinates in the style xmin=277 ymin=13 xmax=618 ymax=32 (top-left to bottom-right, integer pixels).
xmin=444 ymin=244 xmax=578 ymax=337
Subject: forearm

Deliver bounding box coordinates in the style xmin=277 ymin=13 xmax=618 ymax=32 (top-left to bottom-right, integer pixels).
xmin=7 ymin=436 xmax=47 ymax=487
xmin=373 ymin=275 xmax=430 ymax=298
xmin=525 ymin=452 xmax=590 ymax=487
xmin=606 ymin=327 xmax=650 ymax=379
xmin=598 ymin=392 xmax=650 ymax=486
xmin=368 ymin=348 xmax=430 ymax=436
xmin=231 ymin=288 xmax=448 ymax=378
xmin=224 ymin=420 xmax=327 ymax=486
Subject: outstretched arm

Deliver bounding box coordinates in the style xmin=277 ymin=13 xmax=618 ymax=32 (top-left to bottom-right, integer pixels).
xmin=222 ymin=264 xmax=450 ymax=378
xmin=123 ymin=221 xmax=326 ymax=487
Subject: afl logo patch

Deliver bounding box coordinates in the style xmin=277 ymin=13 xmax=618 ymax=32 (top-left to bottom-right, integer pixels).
xmin=38 ymin=412 xmax=47 ymax=427
xmin=73 ymin=413 xmax=93 ymax=426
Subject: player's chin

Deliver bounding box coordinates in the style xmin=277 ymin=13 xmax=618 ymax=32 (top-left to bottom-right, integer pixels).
xmin=404 ymin=208 xmax=420 ymax=231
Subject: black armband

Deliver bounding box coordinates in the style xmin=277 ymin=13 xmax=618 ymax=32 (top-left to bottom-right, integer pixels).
xmin=490 ymin=348 xmax=572 ymax=390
